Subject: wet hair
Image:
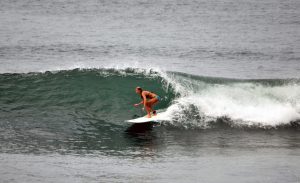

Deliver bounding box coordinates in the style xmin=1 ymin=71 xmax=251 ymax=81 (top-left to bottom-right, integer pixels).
xmin=136 ymin=87 xmax=143 ymax=92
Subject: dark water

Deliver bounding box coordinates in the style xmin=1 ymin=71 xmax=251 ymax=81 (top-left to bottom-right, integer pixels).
xmin=1 ymin=0 xmax=300 ymax=182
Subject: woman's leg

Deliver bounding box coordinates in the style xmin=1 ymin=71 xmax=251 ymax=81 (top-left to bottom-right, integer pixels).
xmin=145 ymin=105 xmax=152 ymax=118
xmin=145 ymin=98 xmax=158 ymax=117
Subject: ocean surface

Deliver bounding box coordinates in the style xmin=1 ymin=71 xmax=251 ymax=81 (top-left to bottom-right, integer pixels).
xmin=0 ymin=0 xmax=300 ymax=182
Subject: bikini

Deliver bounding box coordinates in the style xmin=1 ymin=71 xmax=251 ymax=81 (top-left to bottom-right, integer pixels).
xmin=140 ymin=92 xmax=161 ymax=101
xmin=140 ymin=92 xmax=160 ymax=115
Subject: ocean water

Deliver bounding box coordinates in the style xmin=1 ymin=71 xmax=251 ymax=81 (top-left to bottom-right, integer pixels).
xmin=0 ymin=0 xmax=300 ymax=182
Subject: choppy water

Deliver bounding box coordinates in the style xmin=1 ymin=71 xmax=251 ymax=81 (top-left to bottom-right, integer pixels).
xmin=1 ymin=0 xmax=300 ymax=78
xmin=0 ymin=0 xmax=300 ymax=182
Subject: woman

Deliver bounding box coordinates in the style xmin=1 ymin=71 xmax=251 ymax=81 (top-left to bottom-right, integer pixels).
xmin=134 ymin=87 xmax=160 ymax=118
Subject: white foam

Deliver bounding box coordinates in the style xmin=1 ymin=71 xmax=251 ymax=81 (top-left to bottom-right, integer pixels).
xmin=163 ymin=80 xmax=300 ymax=127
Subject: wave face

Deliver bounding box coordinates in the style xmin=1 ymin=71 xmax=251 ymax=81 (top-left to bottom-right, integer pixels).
xmin=0 ymin=69 xmax=173 ymax=127
xmin=0 ymin=68 xmax=300 ymax=130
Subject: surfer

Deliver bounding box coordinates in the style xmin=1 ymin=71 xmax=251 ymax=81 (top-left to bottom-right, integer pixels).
xmin=134 ymin=87 xmax=160 ymax=118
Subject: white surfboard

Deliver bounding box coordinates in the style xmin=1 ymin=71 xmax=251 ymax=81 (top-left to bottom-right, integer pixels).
xmin=125 ymin=112 xmax=168 ymax=124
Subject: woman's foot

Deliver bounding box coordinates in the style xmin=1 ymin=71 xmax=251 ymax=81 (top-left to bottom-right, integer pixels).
xmin=152 ymin=110 xmax=157 ymax=116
